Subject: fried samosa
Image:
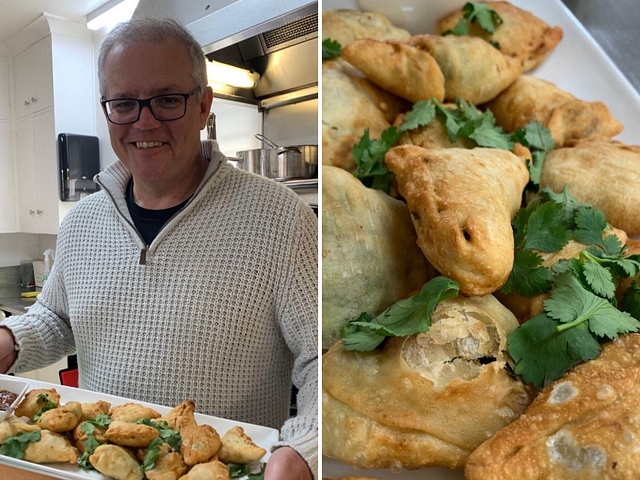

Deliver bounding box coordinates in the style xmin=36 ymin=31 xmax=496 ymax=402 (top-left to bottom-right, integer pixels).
xmin=36 ymin=402 xmax=82 ymax=432
xmin=322 ymin=58 xmax=408 ymax=171
xmin=23 ymin=430 xmax=78 ymax=464
xmin=159 ymin=399 xmax=197 ymax=431
xmin=322 ymin=9 xmax=411 ymax=47
xmin=436 ymin=1 xmax=563 ymax=71
xmin=0 ymin=416 xmax=40 ymax=443
xmin=181 ymin=424 xmax=221 ymax=466
xmin=540 ymin=138 xmax=640 ymax=235
xmin=145 ymin=442 xmax=188 ymax=480
xmin=466 ymin=333 xmax=640 ymax=480
xmin=109 ymin=402 xmax=161 ymax=423
xmin=89 ymin=444 xmax=144 ymax=480
xmin=15 ymin=388 xmax=61 ymax=420
xmin=385 ymin=145 xmax=528 ymax=296
xmin=341 ymin=38 xmax=446 ymax=103
xmin=322 ymin=295 xmax=532 ymax=470
xmin=487 ymin=76 xmax=623 ymax=147
xmin=81 ymin=400 xmax=111 ymax=421
xmin=178 ymin=459 xmax=230 ymax=480
xmin=322 ymin=166 xmax=433 ymax=349
xmin=217 ymin=426 xmax=266 ymax=464
xmin=401 ymin=34 xmax=523 ymax=104
xmin=104 ymin=419 xmax=160 ymax=448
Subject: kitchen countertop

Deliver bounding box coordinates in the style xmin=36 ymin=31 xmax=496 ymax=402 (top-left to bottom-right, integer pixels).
xmin=562 ymin=0 xmax=640 ymax=93
xmin=0 ymin=296 xmax=35 ymax=316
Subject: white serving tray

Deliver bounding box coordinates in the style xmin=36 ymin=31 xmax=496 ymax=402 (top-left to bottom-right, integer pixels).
xmin=321 ymin=1 xmax=640 ymax=478
xmin=0 ymin=375 xmax=279 ymax=480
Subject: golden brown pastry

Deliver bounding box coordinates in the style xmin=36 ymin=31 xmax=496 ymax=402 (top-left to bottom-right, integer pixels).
xmin=322 ymin=9 xmax=411 ymax=47
xmin=180 ymin=424 xmax=221 ymax=466
xmin=0 ymin=416 xmax=40 ymax=443
xmin=487 ymin=76 xmax=623 ymax=147
xmin=14 ymin=388 xmax=61 ymax=420
xmin=23 ymin=429 xmax=78 ymax=464
xmin=89 ymin=444 xmax=144 ymax=480
xmin=72 ymin=420 xmax=108 ymax=452
xmin=401 ymin=34 xmax=523 ymax=104
xmin=466 ymin=333 xmax=640 ymax=480
xmin=81 ymin=400 xmax=111 ymax=421
xmin=104 ymin=419 xmax=160 ymax=448
xmin=342 ymin=38 xmax=446 ymax=103
xmin=217 ymin=426 xmax=267 ymax=464
xmin=322 ymin=58 xmax=408 ymax=171
xmin=36 ymin=403 xmax=81 ymax=432
xmin=436 ymin=1 xmax=563 ymax=71
xmin=178 ymin=459 xmax=230 ymax=480
xmin=322 ymin=166 xmax=433 ymax=349
xmin=145 ymin=442 xmax=188 ymax=480
xmin=540 ymin=138 xmax=640 ymax=235
xmin=385 ymin=145 xmax=529 ymax=296
xmin=109 ymin=402 xmax=161 ymax=423
xmin=159 ymin=399 xmax=197 ymax=431
xmin=322 ymin=295 xmax=532 ymax=470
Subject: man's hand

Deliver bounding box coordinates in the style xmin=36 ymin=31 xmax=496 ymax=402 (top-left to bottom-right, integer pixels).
xmin=0 ymin=327 xmax=17 ymax=373
xmin=264 ymin=446 xmax=313 ymax=480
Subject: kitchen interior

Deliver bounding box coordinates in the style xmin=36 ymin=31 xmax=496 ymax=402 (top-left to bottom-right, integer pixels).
xmin=0 ymin=0 xmax=318 ymax=384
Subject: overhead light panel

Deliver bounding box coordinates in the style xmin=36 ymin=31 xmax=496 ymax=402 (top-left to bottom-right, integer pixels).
xmin=87 ymin=0 xmax=140 ymax=31
xmin=206 ymin=60 xmax=260 ymax=89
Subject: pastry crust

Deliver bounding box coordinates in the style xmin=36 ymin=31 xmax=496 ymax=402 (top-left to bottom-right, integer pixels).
xmin=322 ymin=166 xmax=432 ymax=349
xmin=436 ymin=1 xmax=563 ymax=72
xmin=322 ymin=295 xmax=532 ymax=470
xmin=385 ymin=145 xmax=529 ymax=296
xmin=540 ymin=138 xmax=640 ymax=235
xmin=487 ymin=76 xmax=623 ymax=147
xmin=322 ymin=9 xmax=411 ymax=47
xmin=466 ymin=333 xmax=640 ymax=480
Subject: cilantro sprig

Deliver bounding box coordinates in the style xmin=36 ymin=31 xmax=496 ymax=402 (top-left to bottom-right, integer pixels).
xmin=228 ymin=462 xmax=266 ymax=479
xmin=322 ymin=38 xmax=342 ymax=60
xmin=342 ymin=277 xmax=460 ymax=351
xmin=505 ymin=187 xmax=640 ymax=388
xmin=512 ymin=120 xmax=555 ymax=189
xmin=33 ymin=393 xmax=57 ymax=421
xmin=78 ymin=414 xmax=112 ymax=470
xmin=137 ymin=418 xmax=181 ymax=471
xmin=443 ymin=2 xmax=503 ymax=42
xmin=352 ymin=126 xmax=400 ymax=192
xmin=0 ymin=431 xmax=42 ymax=459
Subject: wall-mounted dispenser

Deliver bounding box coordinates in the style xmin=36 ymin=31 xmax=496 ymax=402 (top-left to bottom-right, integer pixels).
xmin=58 ymin=133 xmax=100 ymax=201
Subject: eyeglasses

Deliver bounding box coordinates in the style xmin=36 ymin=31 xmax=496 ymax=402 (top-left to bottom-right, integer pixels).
xmin=101 ymin=87 xmax=200 ymax=125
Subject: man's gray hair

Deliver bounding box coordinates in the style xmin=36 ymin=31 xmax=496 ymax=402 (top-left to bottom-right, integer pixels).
xmin=97 ymin=17 xmax=207 ymax=98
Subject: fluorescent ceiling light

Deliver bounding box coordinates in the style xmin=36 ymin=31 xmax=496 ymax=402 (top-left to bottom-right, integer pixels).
xmin=207 ymin=60 xmax=260 ymax=89
xmin=87 ymin=0 xmax=140 ymax=31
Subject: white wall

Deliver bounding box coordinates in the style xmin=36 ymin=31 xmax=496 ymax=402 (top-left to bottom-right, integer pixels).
xmin=263 ymin=98 xmax=318 ymax=146
xmin=202 ymin=97 xmax=262 ymax=158
xmin=0 ymin=233 xmax=57 ymax=267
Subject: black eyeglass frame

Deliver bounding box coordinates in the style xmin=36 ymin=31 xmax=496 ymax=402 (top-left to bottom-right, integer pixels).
xmin=101 ymin=87 xmax=201 ymax=125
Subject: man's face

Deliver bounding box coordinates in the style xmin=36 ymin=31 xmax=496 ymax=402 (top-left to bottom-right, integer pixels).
xmin=102 ymin=39 xmax=212 ymax=185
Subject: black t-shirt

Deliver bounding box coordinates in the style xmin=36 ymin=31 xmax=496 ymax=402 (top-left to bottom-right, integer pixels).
xmin=126 ymin=179 xmax=190 ymax=246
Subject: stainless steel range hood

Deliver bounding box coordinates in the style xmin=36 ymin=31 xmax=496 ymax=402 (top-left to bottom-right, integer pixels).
xmin=133 ymin=0 xmax=318 ymax=103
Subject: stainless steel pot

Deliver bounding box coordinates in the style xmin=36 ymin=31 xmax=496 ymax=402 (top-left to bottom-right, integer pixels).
xmin=235 ymin=135 xmax=316 ymax=180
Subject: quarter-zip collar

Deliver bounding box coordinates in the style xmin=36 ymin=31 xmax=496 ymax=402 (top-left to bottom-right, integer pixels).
xmin=94 ymin=139 xmax=227 ymax=263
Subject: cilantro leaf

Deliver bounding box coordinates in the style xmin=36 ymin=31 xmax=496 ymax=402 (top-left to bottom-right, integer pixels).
xmin=352 ymin=127 xmax=400 ymax=193
xmin=143 ymin=438 xmax=164 ymax=471
xmin=443 ymin=2 xmax=503 ymax=36
xmin=524 ymin=201 xmax=572 ymax=252
xmin=512 ymin=121 xmax=555 ymax=152
xmin=322 ymin=38 xmax=341 ymax=60
xmin=399 ymin=100 xmax=436 ymax=132
xmin=501 ymin=249 xmax=554 ymax=296
xmin=544 ymin=272 xmax=639 ymax=339
xmin=33 ymin=393 xmax=57 ymax=421
xmin=342 ymin=277 xmax=460 ymax=351
xmin=508 ymin=313 xmax=600 ymax=389
xmin=581 ymin=258 xmax=615 ymax=299
xmin=540 ymin=185 xmax=586 ymax=228
xmin=0 ymin=431 xmax=42 ymax=459
xmin=573 ymin=207 xmax=608 ymax=248
xmin=622 ymin=282 xmax=640 ymax=319
xmin=228 ymin=463 xmax=252 ymax=478
xmin=468 ymin=115 xmax=513 ymax=150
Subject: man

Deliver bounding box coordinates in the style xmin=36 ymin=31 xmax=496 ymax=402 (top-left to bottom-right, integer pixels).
xmin=0 ymin=18 xmax=317 ymax=480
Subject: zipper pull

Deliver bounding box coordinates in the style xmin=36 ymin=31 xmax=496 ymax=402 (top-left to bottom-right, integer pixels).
xmin=139 ymin=247 xmax=147 ymax=265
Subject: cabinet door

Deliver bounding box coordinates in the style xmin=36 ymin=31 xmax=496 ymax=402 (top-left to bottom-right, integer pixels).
xmin=33 ymin=109 xmax=59 ymax=234
xmin=13 ymin=37 xmax=53 ymax=120
xmin=15 ymin=116 xmax=38 ymax=233
xmin=0 ymin=57 xmax=10 ymax=122
xmin=0 ymin=122 xmax=17 ymax=232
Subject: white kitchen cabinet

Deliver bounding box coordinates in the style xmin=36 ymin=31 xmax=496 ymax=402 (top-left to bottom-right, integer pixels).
xmin=16 ymin=109 xmax=58 ymax=234
xmin=13 ymin=37 xmax=53 ymax=120
xmin=0 ymin=56 xmax=10 ymax=121
xmin=0 ymin=122 xmax=17 ymax=232
xmin=9 ymin=15 xmax=95 ymax=234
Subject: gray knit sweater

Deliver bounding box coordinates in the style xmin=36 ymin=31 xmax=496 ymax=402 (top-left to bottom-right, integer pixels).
xmin=2 ymin=141 xmax=318 ymax=476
